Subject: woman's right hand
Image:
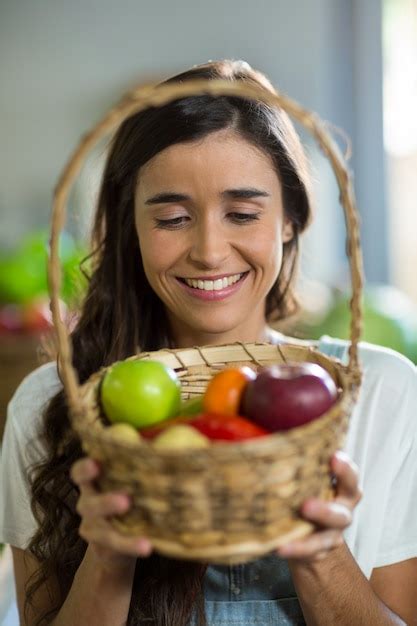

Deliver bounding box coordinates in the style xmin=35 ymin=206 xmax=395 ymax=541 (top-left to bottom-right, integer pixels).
xmin=70 ymin=457 xmax=153 ymax=572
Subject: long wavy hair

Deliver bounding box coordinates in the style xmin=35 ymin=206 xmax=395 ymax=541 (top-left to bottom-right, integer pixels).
xmin=26 ymin=59 xmax=314 ymax=626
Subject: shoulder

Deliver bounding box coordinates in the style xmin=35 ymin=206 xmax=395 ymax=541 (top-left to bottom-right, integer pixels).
xmin=318 ymin=337 xmax=417 ymax=454
xmin=359 ymin=343 xmax=417 ymax=409
xmin=7 ymin=361 xmax=63 ymax=440
xmin=271 ymin=330 xmax=416 ymax=390
xmin=360 ymin=340 xmax=416 ymax=377
xmin=0 ymin=363 xmax=62 ymax=550
xmin=318 ymin=335 xmax=416 ymax=390
xmin=280 ymin=333 xmax=417 ymax=452
xmin=358 ymin=343 xmax=416 ymax=443
xmin=267 ymin=328 xmax=317 ymax=348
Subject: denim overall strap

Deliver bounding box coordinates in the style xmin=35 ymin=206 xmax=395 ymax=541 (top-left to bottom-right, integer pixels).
xmin=198 ymin=553 xmax=306 ymax=625
xmin=190 ymin=598 xmax=308 ymax=625
xmin=317 ymin=334 xmax=350 ymax=364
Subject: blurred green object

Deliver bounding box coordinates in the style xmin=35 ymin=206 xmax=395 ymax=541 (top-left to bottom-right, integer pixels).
xmin=0 ymin=230 xmax=88 ymax=306
xmin=300 ymin=284 xmax=417 ymax=364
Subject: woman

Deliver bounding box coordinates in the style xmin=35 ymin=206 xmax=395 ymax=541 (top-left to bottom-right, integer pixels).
xmin=1 ymin=60 xmax=416 ymax=626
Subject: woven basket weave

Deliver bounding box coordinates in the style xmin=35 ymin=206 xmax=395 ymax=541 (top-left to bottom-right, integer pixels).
xmin=47 ymin=78 xmax=364 ymax=564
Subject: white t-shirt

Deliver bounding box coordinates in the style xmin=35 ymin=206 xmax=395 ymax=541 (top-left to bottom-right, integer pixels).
xmin=0 ymin=335 xmax=416 ymax=579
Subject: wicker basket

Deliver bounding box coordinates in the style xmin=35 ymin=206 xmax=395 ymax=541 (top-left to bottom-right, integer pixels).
xmin=47 ymin=78 xmax=364 ymax=564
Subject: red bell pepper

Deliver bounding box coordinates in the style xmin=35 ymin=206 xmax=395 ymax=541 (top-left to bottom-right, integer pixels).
xmin=140 ymin=412 xmax=269 ymax=442
xmin=189 ymin=413 xmax=269 ymax=441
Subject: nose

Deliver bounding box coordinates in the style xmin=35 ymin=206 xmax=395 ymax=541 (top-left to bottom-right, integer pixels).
xmin=188 ymin=219 xmax=231 ymax=269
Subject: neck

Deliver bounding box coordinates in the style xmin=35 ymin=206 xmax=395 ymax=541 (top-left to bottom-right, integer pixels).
xmin=168 ymin=318 xmax=284 ymax=349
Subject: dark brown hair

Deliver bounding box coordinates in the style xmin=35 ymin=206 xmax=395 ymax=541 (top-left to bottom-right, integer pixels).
xmin=26 ymin=59 xmax=313 ymax=626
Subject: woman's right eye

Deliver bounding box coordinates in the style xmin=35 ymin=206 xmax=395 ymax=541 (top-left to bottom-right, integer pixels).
xmin=154 ymin=216 xmax=190 ymax=229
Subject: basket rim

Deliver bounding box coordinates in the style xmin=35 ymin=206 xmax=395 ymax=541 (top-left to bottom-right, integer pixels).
xmin=75 ymin=340 xmax=356 ymax=457
xmin=80 ymin=340 xmax=351 ymax=380
xmin=112 ymin=518 xmax=315 ymax=563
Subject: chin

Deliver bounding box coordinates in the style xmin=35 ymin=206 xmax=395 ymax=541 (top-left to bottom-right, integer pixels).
xmin=187 ymin=312 xmax=247 ymax=338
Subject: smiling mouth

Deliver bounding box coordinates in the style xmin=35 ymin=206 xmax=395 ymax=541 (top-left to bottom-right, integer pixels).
xmin=177 ymin=272 xmax=249 ymax=291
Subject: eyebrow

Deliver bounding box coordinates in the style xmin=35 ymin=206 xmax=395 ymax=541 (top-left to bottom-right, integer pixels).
xmin=144 ymin=187 xmax=271 ymax=205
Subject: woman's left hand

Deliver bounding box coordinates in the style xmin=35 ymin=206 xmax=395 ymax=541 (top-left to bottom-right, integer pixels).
xmin=276 ymin=450 xmax=362 ymax=563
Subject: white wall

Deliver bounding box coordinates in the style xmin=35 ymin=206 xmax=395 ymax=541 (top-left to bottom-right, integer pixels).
xmin=0 ymin=0 xmax=386 ymax=284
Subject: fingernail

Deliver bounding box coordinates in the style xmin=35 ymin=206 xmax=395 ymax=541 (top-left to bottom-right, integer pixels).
xmin=121 ymin=493 xmax=133 ymax=504
xmin=303 ymin=500 xmax=318 ymax=515
xmin=334 ymin=450 xmax=349 ymax=464
xmin=120 ymin=495 xmax=132 ymax=508
xmin=137 ymin=538 xmax=152 ymax=555
xmin=278 ymin=543 xmax=294 ymax=556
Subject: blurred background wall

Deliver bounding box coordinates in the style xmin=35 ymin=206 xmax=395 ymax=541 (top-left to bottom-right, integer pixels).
xmin=0 ymin=0 xmax=416 ymax=355
xmin=0 ymin=0 xmax=386 ymax=285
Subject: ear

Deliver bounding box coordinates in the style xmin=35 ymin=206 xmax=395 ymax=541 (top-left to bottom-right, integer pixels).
xmin=282 ymin=218 xmax=294 ymax=243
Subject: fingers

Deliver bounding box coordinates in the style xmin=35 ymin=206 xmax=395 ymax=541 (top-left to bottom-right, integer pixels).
xmin=301 ymin=498 xmax=352 ymax=529
xmin=276 ymin=451 xmax=362 ymax=564
xmin=80 ymin=518 xmax=152 ymax=557
xmin=72 ymin=458 xmax=132 ymax=521
xmin=277 ymin=529 xmax=344 ymax=560
xmin=71 ymin=456 xmax=153 ymax=559
xmin=76 ymin=491 xmax=131 ymax=519
xmin=330 ymin=451 xmax=363 ymax=506
xmin=277 ymin=496 xmax=350 ymax=562
xmin=70 ymin=457 xmax=101 ymax=495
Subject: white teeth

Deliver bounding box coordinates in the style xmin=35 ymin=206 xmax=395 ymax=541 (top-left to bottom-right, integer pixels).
xmin=183 ymin=273 xmax=244 ymax=290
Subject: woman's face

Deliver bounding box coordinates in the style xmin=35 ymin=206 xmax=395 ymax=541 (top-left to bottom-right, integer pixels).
xmin=134 ymin=129 xmax=294 ymax=346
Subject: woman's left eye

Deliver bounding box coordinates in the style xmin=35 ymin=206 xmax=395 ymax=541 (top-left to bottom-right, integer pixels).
xmin=228 ymin=212 xmax=261 ymax=224
xmin=154 ymin=216 xmax=190 ymax=229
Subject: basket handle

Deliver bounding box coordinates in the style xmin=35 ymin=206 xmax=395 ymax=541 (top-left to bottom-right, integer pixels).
xmin=48 ymin=78 xmax=364 ymax=417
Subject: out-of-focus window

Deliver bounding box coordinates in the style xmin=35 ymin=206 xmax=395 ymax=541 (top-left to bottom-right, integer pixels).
xmin=383 ymin=0 xmax=417 ymax=305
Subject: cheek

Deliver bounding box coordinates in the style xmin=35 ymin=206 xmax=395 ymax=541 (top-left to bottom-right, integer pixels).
xmin=243 ymin=225 xmax=283 ymax=273
xmin=137 ymin=229 xmax=185 ymax=277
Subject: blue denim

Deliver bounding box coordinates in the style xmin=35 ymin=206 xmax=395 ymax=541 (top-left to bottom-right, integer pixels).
xmin=197 ymin=554 xmax=305 ymax=625
xmin=189 ymin=337 xmax=348 ymax=625
xmin=204 ymin=554 xmax=296 ymax=601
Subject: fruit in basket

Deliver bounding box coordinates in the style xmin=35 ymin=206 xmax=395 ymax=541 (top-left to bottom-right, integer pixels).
xmin=242 ymin=363 xmax=338 ymax=431
xmin=106 ymin=423 xmax=142 ymax=443
xmin=139 ymin=414 xmax=192 ymax=439
xmin=179 ymin=396 xmax=204 ymax=416
xmin=189 ymin=412 xmax=269 ymax=441
xmin=153 ymin=424 xmax=210 ymax=449
xmin=101 ymin=360 xmax=181 ymax=428
xmin=140 ymin=412 xmax=268 ymax=441
xmin=203 ymin=366 xmax=256 ymax=415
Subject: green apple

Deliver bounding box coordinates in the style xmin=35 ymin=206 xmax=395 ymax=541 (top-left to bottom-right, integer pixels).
xmin=101 ymin=359 xmax=181 ymax=428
